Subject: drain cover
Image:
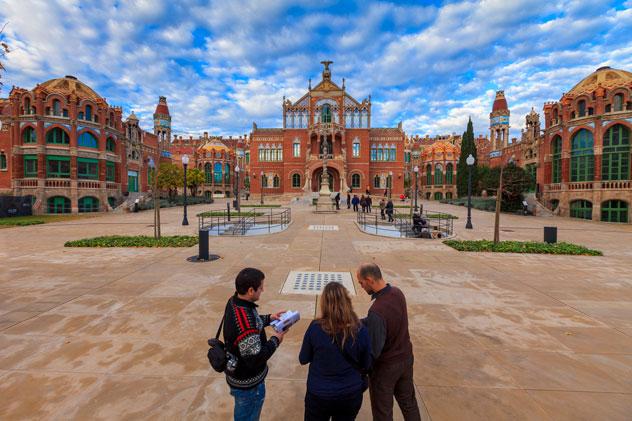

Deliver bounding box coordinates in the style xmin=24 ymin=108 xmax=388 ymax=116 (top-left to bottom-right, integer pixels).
xmin=281 ymin=271 xmax=355 ymax=295
xmin=308 ymin=225 xmax=339 ymax=231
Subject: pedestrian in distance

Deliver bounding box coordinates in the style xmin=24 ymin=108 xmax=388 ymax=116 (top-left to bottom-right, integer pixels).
xmin=347 ymin=189 xmax=352 ymax=209
xmin=222 ymin=268 xmax=289 ymax=421
xmin=299 ymin=282 xmax=372 ymax=421
xmin=335 ymin=192 xmax=341 ymax=210
xmin=385 ymin=199 xmax=394 ymax=222
xmin=366 ymin=195 xmax=372 ymax=213
xmin=352 ymin=194 xmax=360 ymax=212
xmin=356 ymin=263 xmax=421 ymax=421
xmin=379 ymin=198 xmax=386 ymax=220
xmin=360 ymin=195 xmax=367 ymax=213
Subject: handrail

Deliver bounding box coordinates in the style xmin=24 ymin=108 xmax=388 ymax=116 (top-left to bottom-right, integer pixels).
xmin=198 ymin=207 xmax=291 ymax=236
xmin=357 ymin=206 xmax=453 ymax=238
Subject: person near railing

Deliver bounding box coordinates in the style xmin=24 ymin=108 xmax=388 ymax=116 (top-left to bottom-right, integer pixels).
xmin=385 ymin=199 xmax=394 ymax=222
xmin=352 ymin=195 xmax=360 ymax=212
xmin=366 ymin=195 xmax=372 ymax=213
xmin=379 ymin=198 xmax=386 ymax=220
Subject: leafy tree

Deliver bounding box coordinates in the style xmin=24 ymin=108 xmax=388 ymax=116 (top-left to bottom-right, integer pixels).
xmin=480 ymin=163 xmax=532 ymax=211
xmin=186 ymin=168 xmax=204 ymax=197
xmin=456 ymin=117 xmax=478 ymax=197
xmin=157 ymin=162 xmax=183 ymax=202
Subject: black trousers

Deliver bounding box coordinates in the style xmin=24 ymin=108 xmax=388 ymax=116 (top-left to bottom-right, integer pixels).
xmin=369 ymin=357 xmax=420 ymax=421
xmin=305 ymin=390 xmax=363 ymax=421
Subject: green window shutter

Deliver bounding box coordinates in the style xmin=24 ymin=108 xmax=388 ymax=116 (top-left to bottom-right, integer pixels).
xmin=106 ymin=162 xmax=116 ymax=182
xmin=46 ymin=155 xmax=71 ymax=178
xmin=23 ymin=155 xmax=38 ymax=177
xmin=77 ymin=157 xmax=99 ymax=179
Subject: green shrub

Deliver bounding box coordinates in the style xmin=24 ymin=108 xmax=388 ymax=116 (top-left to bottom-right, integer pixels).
xmin=0 ymin=219 xmax=45 ymax=226
xmin=65 ymin=235 xmax=198 ymax=248
xmin=443 ymin=240 xmax=602 ymax=256
xmin=240 ymin=204 xmax=282 ymax=208
xmin=197 ymin=211 xmax=264 ymax=217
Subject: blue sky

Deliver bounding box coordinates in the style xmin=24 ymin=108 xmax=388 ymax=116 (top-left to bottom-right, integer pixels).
xmin=1 ymin=0 xmax=631 ymax=140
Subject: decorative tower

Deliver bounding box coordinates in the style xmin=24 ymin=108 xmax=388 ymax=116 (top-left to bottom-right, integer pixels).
xmin=153 ymin=96 xmax=171 ymax=145
xmin=525 ymin=107 xmax=540 ymax=142
xmin=490 ymin=91 xmax=510 ymax=150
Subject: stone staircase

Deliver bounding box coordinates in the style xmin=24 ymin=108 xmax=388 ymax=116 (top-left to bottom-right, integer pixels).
xmin=525 ymin=193 xmax=553 ymax=217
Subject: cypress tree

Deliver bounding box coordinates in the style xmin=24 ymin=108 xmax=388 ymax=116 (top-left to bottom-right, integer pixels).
xmin=457 ymin=118 xmax=477 ymax=197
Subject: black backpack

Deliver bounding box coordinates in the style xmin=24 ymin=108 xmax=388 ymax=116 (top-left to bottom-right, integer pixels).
xmin=207 ymin=312 xmax=227 ymax=372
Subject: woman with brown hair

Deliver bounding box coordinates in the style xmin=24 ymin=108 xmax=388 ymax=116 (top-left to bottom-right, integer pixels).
xmin=299 ymin=282 xmax=372 ymax=421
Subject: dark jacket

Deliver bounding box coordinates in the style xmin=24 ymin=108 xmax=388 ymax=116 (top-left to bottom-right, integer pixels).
xmin=385 ymin=200 xmax=394 ymax=214
xmin=363 ymin=284 xmax=413 ymax=365
xmin=299 ymin=321 xmax=372 ymax=398
xmin=223 ymin=294 xmax=279 ymax=389
xmin=351 ymin=196 xmax=360 ymax=205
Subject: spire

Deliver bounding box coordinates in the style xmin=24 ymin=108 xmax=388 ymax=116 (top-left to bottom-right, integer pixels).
xmin=320 ymin=60 xmax=333 ymax=81
xmin=154 ymin=96 xmax=170 ymax=116
xmin=492 ymin=90 xmax=509 ymax=112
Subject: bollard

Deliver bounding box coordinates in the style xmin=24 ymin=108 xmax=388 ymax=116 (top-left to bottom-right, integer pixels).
xmin=544 ymin=226 xmax=557 ymax=244
xmin=227 ymin=202 xmax=231 ymax=221
xmin=198 ymin=229 xmax=209 ymax=261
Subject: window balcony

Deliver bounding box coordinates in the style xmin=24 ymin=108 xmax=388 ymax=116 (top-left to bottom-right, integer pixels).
xmin=45 ymin=179 xmax=71 ymax=188
xmin=601 ymin=180 xmax=631 ymax=189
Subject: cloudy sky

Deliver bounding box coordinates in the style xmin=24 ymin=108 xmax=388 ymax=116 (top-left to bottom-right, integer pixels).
xmin=1 ymin=0 xmax=631 ymax=139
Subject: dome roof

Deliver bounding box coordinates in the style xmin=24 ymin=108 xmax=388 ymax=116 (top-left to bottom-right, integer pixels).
xmin=421 ymin=141 xmax=459 ymax=160
xmin=492 ymin=91 xmax=509 ymax=112
xmin=568 ymin=66 xmax=632 ymax=96
xmin=154 ymin=96 xmax=170 ymax=115
xmin=198 ymin=139 xmax=230 ymax=153
xmin=39 ymin=75 xmax=102 ymax=102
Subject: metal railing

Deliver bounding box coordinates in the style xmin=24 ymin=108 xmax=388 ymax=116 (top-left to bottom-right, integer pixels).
xmin=356 ymin=207 xmax=454 ymax=238
xmin=198 ymin=207 xmax=291 ymax=236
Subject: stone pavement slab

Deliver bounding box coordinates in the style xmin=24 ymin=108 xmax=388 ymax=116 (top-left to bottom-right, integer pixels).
xmin=0 ymin=199 xmax=631 ymax=420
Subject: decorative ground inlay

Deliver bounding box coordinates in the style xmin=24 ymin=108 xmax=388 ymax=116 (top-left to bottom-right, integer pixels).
xmin=281 ymin=271 xmax=355 ymax=295
xmin=308 ymin=225 xmax=339 ymax=231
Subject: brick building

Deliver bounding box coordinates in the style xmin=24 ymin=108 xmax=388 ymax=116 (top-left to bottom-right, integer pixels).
xmin=0 ymin=75 xmax=170 ymax=214
xmin=248 ymin=61 xmax=405 ymax=197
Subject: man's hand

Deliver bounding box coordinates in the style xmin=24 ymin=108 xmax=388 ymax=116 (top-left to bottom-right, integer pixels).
xmin=271 ymin=329 xmax=285 ymax=344
xmin=270 ymin=310 xmax=287 ymax=321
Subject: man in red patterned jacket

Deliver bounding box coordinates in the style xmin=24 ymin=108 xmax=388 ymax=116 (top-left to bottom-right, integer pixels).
xmin=223 ymin=268 xmax=287 ymax=421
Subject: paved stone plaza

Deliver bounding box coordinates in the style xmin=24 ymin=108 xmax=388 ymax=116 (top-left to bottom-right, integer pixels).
xmin=1 ymin=200 xmax=631 ymax=420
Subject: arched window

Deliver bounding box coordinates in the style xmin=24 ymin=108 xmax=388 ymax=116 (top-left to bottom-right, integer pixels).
xmin=321 ymin=104 xmax=332 ymax=123
xmin=601 ymin=200 xmax=628 ymax=223
xmin=390 ymin=144 xmax=396 ymax=161
xmin=106 ymin=162 xmax=115 ymax=182
xmin=85 ymin=105 xmax=93 ymax=121
xmin=24 ymin=98 xmax=31 ymax=114
xmin=273 ymin=175 xmax=280 ymax=188
xmin=47 ymin=196 xmax=71 ymax=214
xmin=613 ymin=94 xmax=623 ymax=112
xmin=351 ymin=173 xmax=361 ymax=189
xmin=78 ymin=131 xmax=98 ymax=148
xmin=0 ymin=152 xmax=6 ymax=170
xmin=352 ymin=139 xmax=360 ymax=158
xmin=214 ymin=162 xmax=222 ymax=184
xmin=46 ymin=128 xmax=69 ymax=144
xmin=23 ymin=127 xmax=37 ymax=144
xmin=434 ymin=192 xmax=443 ymax=200
xmin=293 ymin=140 xmax=300 ymax=158
xmin=426 ymin=164 xmax=432 ymax=185
xmin=77 ymin=158 xmax=98 ymax=179
xmin=570 ymin=129 xmax=594 ymax=182
xmin=373 ymin=175 xmax=380 ymax=188
xmin=262 ymin=174 xmax=268 ymax=188
xmin=204 ymin=163 xmax=212 ymax=184
xmin=78 ymin=112 xmax=84 ymax=120
xmin=78 ymin=196 xmax=100 ymax=213
xmin=52 ymin=99 xmax=61 ymax=116
xmin=577 ymin=100 xmax=586 ymax=117
xmin=552 ymin=135 xmax=562 ymax=183
xmin=434 ymin=164 xmax=443 ymax=185
xmin=552 ymin=108 xmax=558 ymax=122
xmin=106 ymin=137 xmax=116 ymax=152
xmin=446 ymin=163 xmax=453 ymax=184
xmin=602 ymin=124 xmax=630 ymax=181
xmin=292 ymin=173 xmax=301 ymax=188
xmin=570 ymin=199 xmax=592 ymax=220
xmin=446 ymin=192 xmax=453 ymax=199
xmin=258 ymin=145 xmax=264 ymax=161
xmin=370 ymin=144 xmax=377 ymax=161
xmin=224 ymin=163 xmax=230 ymax=184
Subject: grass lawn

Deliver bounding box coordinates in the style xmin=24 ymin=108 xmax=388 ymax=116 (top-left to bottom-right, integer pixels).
xmin=443 ymin=240 xmax=602 ymax=256
xmin=0 ymin=214 xmax=93 ymax=228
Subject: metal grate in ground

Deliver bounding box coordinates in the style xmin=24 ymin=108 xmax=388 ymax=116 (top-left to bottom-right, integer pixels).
xmin=308 ymin=225 xmax=339 ymax=231
xmin=281 ymin=271 xmax=355 ymax=295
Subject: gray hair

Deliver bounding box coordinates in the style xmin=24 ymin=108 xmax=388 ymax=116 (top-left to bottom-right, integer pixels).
xmin=357 ymin=263 xmax=383 ymax=282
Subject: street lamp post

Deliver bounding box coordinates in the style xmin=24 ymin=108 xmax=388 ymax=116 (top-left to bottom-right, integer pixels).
xmin=466 ymin=154 xmax=475 ymax=229
xmin=260 ymin=170 xmax=264 ymax=205
xmin=181 ymin=154 xmax=189 ymax=226
xmin=388 ymin=171 xmax=393 ymax=199
xmin=235 ymin=165 xmax=240 ymax=211
xmin=413 ymin=165 xmax=419 ymax=212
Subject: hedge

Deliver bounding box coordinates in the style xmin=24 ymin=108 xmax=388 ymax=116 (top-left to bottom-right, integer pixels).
xmin=197 ymin=211 xmax=264 ymax=217
xmin=64 ymin=235 xmax=198 ymax=248
xmin=443 ymin=240 xmax=602 ymax=256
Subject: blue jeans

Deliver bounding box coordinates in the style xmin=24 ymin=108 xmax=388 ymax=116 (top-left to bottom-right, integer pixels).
xmin=230 ymin=381 xmax=265 ymax=421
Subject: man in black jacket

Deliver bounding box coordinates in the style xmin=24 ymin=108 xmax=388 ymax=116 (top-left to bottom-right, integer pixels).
xmin=223 ymin=268 xmax=286 ymax=421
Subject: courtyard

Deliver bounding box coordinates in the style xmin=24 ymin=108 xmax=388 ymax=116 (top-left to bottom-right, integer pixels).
xmin=0 ymin=200 xmax=631 ymax=420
